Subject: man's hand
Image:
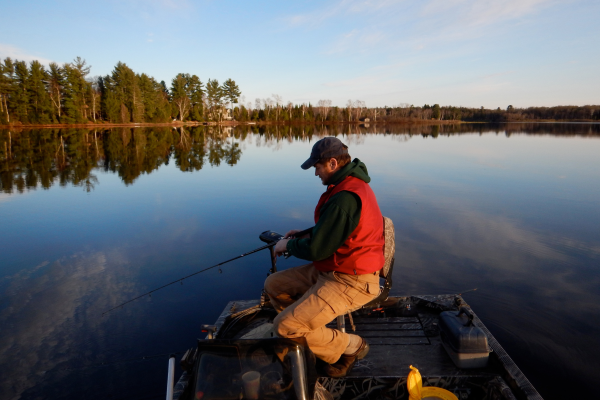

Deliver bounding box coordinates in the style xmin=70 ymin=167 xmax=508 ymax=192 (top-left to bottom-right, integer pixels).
xmin=285 ymin=229 xmax=310 ymax=240
xmin=274 ymin=238 xmax=290 ymax=257
xmin=284 ymin=229 xmax=301 ymax=239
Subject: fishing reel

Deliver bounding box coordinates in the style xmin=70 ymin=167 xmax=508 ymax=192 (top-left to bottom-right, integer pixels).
xmin=259 ymin=230 xmax=286 ymax=244
xmin=259 ymin=230 xmax=291 ymax=259
xmin=260 ymin=230 xmax=293 ymax=276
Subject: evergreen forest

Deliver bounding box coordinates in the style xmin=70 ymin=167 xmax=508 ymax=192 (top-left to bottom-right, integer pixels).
xmin=1 ymin=57 xmax=599 ymax=126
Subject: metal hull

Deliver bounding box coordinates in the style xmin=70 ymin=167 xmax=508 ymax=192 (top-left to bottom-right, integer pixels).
xmin=174 ymin=295 xmax=542 ymax=400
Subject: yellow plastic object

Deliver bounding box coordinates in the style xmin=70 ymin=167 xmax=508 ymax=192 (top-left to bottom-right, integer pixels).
xmin=407 ymin=365 xmax=459 ymax=400
xmin=407 ymin=365 xmax=422 ymax=400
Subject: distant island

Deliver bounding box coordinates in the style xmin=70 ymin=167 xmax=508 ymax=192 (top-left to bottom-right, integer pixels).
xmin=1 ymin=57 xmax=599 ymax=128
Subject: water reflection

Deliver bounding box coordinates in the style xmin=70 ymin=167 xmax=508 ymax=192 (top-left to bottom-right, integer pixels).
xmin=0 ymin=250 xmax=138 ymax=399
xmin=394 ymin=200 xmax=600 ymax=395
xmin=0 ymin=124 xmax=599 ymax=400
xmin=2 ymin=123 xmax=599 ymax=194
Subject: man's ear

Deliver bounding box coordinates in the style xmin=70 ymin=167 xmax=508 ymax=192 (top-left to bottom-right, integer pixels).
xmin=329 ymin=158 xmax=338 ymax=170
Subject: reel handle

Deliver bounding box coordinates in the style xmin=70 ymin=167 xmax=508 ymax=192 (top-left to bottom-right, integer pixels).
xmin=259 ymin=231 xmax=291 ymax=259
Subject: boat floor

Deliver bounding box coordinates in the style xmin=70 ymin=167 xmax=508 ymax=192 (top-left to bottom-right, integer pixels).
xmin=216 ymin=297 xmax=493 ymax=377
xmin=209 ymin=295 xmax=542 ymax=400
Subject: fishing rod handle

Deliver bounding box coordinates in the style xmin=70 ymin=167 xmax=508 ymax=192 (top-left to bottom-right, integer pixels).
xmin=260 ymin=230 xmax=292 ymax=258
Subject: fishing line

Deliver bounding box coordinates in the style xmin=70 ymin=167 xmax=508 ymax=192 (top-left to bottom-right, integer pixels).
xmin=102 ymin=241 xmax=277 ymax=315
xmin=48 ymin=351 xmax=185 ymax=373
xmin=458 ymin=288 xmax=478 ymax=295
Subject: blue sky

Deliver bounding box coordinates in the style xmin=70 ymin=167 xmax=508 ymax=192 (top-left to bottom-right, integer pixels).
xmin=0 ymin=0 xmax=598 ymax=108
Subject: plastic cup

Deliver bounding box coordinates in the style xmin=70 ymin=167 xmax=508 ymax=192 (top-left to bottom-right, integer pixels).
xmin=242 ymin=371 xmax=261 ymax=400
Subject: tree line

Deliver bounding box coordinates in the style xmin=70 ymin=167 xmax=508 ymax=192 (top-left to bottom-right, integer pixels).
xmin=373 ymin=103 xmax=600 ymax=122
xmin=0 ymin=57 xmax=241 ymax=125
xmin=1 ymin=57 xmax=599 ymax=126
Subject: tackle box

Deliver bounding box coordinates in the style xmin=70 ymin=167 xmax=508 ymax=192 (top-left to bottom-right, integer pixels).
xmin=439 ymin=308 xmax=490 ymax=369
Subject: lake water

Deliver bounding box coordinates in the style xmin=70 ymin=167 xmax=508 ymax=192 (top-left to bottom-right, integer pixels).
xmin=1 ymin=123 xmax=599 ymax=400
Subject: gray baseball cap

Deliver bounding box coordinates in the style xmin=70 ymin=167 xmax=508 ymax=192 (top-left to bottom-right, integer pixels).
xmin=301 ymin=137 xmax=349 ymax=170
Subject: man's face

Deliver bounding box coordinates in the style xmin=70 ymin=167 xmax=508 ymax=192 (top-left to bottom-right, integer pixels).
xmin=314 ymin=160 xmax=336 ymax=185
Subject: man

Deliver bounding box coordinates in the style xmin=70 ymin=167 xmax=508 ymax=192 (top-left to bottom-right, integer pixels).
xmin=264 ymin=137 xmax=385 ymax=377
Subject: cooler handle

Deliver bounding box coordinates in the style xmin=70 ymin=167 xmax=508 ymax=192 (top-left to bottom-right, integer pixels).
xmin=457 ymin=307 xmax=474 ymax=326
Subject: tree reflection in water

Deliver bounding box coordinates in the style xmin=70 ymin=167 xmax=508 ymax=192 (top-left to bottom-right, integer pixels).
xmin=2 ymin=122 xmax=599 ymax=194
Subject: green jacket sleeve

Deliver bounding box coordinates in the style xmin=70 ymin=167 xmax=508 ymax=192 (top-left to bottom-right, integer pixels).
xmin=286 ymin=191 xmax=361 ymax=261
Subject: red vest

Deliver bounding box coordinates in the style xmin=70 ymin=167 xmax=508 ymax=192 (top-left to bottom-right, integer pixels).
xmin=313 ymin=176 xmax=385 ymax=275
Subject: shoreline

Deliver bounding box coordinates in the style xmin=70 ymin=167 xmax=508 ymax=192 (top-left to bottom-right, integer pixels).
xmin=0 ymin=120 xmax=462 ymax=129
xmin=2 ymin=119 xmax=599 ymax=130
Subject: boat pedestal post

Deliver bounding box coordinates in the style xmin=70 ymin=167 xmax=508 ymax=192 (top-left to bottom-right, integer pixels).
xmin=166 ymin=354 xmax=176 ymax=400
xmin=337 ymin=315 xmax=346 ymax=333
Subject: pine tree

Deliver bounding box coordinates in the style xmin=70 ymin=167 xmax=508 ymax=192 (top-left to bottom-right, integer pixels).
xmin=62 ymin=57 xmax=91 ymax=123
xmin=206 ymin=79 xmax=224 ymax=122
xmin=13 ymin=61 xmax=30 ymax=123
xmin=47 ymin=63 xmax=64 ymax=121
xmin=28 ymin=60 xmax=53 ymax=124
xmin=171 ymin=73 xmax=192 ymax=121
xmin=110 ymin=62 xmax=143 ymax=123
xmin=221 ymin=79 xmax=241 ymax=120
xmin=432 ymin=104 xmax=440 ymax=120
xmin=139 ymin=73 xmax=160 ymax=122
xmin=0 ymin=58 xmax=15 ymax=124
xmin=188 ymin=75 xmax=204 ymax=121
xmin=142 ymin=75 xmax=170 ymax=122
xmin=99 ymin=76 xmax=121 ymax=122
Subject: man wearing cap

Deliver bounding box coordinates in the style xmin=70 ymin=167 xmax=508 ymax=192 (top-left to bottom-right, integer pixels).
xmin=264 ymin=137 xmax=384 ymax=377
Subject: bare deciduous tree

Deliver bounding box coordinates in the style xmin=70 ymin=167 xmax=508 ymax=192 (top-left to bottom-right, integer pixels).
xmin=90 ymin=79 xmax=101 ymax=122
xmin=272 ymin=94 xmax=282 ymax=121
xmin=317 ymin=99 xmax=332 ymax=122
xmin=372 ymin=108 xmax=380 ymax=122
xmin=354 ymin=100 xmax=366 ymax=121
xmin=346 ymin=100 xmax=353 ymax=121
xmin=246 ymin=101 xmax=253 ymax=119
xmin=397 ymin=103 xmax=411 ymax=118
xmin=263 ymin=97 xmax=274 ymax=119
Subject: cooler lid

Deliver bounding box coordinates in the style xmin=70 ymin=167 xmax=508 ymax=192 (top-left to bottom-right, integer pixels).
xmin=439 ymin=310 xmax=490 ymax=354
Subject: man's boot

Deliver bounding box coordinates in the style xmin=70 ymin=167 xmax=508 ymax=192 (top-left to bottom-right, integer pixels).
xmin=324 ymin=338 xmax=370 ymax=377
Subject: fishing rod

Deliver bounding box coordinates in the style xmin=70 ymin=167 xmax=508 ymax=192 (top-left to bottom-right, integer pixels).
xmin=102 ymin=228 xmax=312 ymax=316
xmin=103 ymin=241 xmax=276 ymax=315
xmin=50 ymin=351 xmax=185 ymax=372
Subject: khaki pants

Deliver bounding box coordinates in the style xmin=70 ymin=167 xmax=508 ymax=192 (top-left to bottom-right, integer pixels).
xmin=264 ymin=263 xmax=380 ymax=364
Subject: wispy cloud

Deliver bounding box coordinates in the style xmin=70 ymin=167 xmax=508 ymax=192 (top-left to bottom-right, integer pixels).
xmin=285 ymin=0 xmax=557 ymax=55
xmin=479 ymin=70 xmax=516 ymax=79
xmin=413 ymin=0 xmax=557 ymax=46
xmin=154 ymin=0 xmax=193 ymax=9
xmin=123 ymin=0 xmax=193 ymax=10
xmin=109 ymin=0 xmax=195 ymax=23
xmin=0 ymin=44 xmax=54 ymax=65
xmin=325 ymin=28 xmax=387 ymax=55
xmin=285 ymin=0 xmax=406 ymax=28
xmin=422 ymin=0 xmax=554 ymax=28
xmin=323 ymin=74 xmax=380 ymax=88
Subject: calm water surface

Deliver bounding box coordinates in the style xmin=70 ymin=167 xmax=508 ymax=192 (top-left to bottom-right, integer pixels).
xmin=1 ymin=123 xmax=599 ymax=400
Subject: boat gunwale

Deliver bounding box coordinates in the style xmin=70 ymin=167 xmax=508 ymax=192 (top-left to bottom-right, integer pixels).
xmin=174 ymin=295 xmax=543 ymax=400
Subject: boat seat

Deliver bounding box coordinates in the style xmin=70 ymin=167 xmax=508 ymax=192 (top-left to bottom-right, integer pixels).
xmin=337 ymin=216 xmax=395 ymax=331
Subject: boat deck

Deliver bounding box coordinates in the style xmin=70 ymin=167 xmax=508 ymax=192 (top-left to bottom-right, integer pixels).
xmin=210 ymin=295 xmax=542 ymax=400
